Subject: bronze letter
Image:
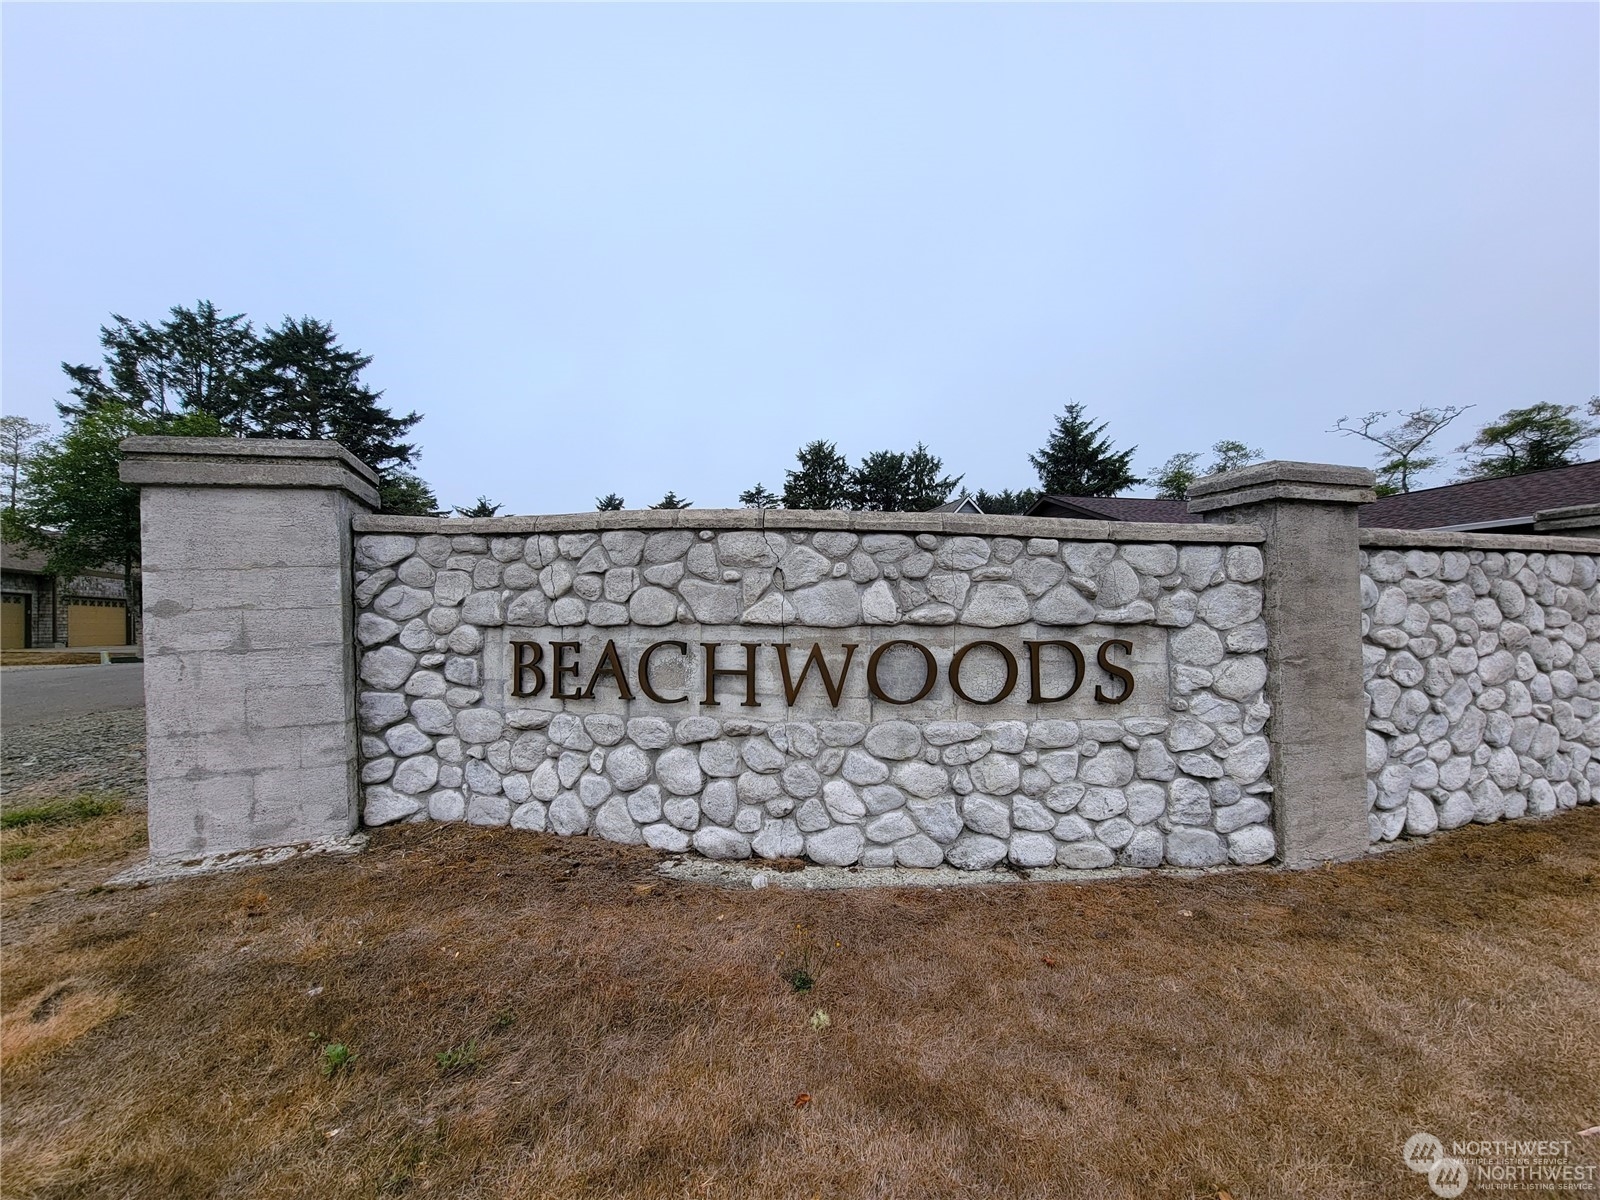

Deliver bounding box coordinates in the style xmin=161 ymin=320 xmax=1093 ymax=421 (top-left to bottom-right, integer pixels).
xmin=510 ymin=640 xmax=546 ymax=698
xmin=948 ymin=640 xmax=1019 ymax=705
xmin=580 ymin=638 xmax=636 ymax=701
xmin=773 ymin=642 xmax=859 ymax=707
xmin=1095 ymin=639 xmax=1135 ymax=704
xmin=550 ymin=641 xmax=583 ymax=700
xmin=1024 ymin=639 xmax=1086 ymax=704
xmin=639 ymin=640 xmax=689 ymax=704
xmin=701 ymin=642 xmax=763 ymax=707
xmin=866 ymin=640 xmax=938 ymax=705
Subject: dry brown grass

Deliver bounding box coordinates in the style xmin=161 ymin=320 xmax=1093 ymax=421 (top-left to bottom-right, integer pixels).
xmin=2 ymin=808 xmax=1598 ymax=1200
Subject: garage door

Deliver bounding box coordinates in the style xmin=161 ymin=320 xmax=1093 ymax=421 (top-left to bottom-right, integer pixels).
xmin=1 ymin=594 xmax=28 ymax=649
xmin=66 ymin=598 xmax=126 ymax=647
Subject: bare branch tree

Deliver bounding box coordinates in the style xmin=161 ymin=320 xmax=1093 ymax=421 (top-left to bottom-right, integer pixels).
xmin=1331 ymin=406 xmax=1471 ymax=494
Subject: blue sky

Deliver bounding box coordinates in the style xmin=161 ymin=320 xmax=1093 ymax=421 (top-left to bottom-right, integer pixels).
xmin=4 ymin=3 xmax=1595 ymax=511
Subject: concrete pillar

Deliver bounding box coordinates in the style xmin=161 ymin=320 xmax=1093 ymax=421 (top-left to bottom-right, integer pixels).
xmin=120 ymin=437 xmax=378 ymax=860
xmin=1188 ymin=461 xmax=1376 ymax=868
xmin=1535 ymin=502 xmax=1600 ymax=539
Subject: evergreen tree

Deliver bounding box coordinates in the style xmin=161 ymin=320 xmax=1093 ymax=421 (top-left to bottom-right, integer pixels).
xmin=901 ymin=442 xmax=962 ymax=511
xmin=58 ymin=301 xmax=257 ymax=430
xmin=248 ymin=317 xmax=421 ymax=476
xmin=1028 ymin=403 xmax=1141 ymax=496
xmin=783 ymin=440 xmax=852 ymax=510
xmin=738 ymin=483 xmax=780 ymax=509
xmin=651 ymin=491 xmax=692 ymax=509
xmin=379 ymin=471 xmax=443 ymax=516
xmin=848 ymin=450 xmax=910 ymax=511
xmin=971 ymin=487 xmax=1039 ymax=515
xmin=1456 ymin=402 xmax=1599 ymax=480
xmin=454 ymin=496 xmax=503 ymax=518
xmin=595 ymin=493 xmax=625 ymax=511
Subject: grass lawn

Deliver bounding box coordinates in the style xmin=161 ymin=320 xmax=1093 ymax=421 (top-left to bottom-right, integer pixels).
xmin=2 ymin=800 xmax=1597 ymax=1199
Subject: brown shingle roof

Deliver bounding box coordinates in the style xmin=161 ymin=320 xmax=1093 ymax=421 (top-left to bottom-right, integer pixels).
xmin=1359 ymin=460 xmax=1600 ymax=530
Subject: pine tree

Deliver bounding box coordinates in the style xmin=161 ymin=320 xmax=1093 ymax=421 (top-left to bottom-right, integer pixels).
xmin=972 ymin=487 xmax=1039 ymax=515
xmin=738 ymin=483 xmax=780 ymax=509
xmin=1029 ymin=403 xmax=1141 ymax=496
xmin=900 ymin=442 xmax=962 ymax=512
xmin=651 ymin=491 xmax=692 ymax=509
xmin=455 ymin=496 xmax=503 ymax=517
xmin=379 ymin=471 xmax=443 ymax=516
xmin=248 ymin=317 xmax=420 ymax=476
xmin=783 ymin=440 xmax=852 ymax=510
xmin=848 ymin=450 xmax=909 ymax=511
xmin=1456 ymin=402 xmax=1598 ymax=480
xmin=58 ymin=302 xmax=257 ymax=430
xmin=595 ymin=493 xmax=625 ymax=511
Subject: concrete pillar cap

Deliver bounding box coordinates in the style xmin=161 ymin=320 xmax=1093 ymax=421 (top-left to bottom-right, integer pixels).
xmin=119 ymin=436 xmax=379 ymax=508
xmin=1187 ymin=460 xmax=1375 ymax=515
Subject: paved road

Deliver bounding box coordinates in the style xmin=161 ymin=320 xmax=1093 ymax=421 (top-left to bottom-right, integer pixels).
xmin=0 ymin=664 xmax=145 ymax=728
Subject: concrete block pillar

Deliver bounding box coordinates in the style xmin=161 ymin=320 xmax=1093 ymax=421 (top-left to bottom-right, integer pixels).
xmin=120 ymin=437 xmax=378 ymax=860
xmin=1188 ymin=461 xmax=1376 ymax=868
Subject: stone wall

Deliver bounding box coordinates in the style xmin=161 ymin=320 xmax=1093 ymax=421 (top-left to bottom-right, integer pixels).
xmin=352 ymin=513 xmax=1277 ymax=871
xmin=1360 ymin=531 xmax=1600 ymax=841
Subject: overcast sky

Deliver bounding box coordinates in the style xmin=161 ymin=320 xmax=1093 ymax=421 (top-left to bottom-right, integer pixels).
xmin=4 ymin=3 xmax=1596 ymax=512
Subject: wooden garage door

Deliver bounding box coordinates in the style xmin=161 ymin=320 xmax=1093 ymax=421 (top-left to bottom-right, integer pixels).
xmin=1 ymin=594 xmax=27 ymax=649
xmin=66 ymin=598 xmax=126 ymax=647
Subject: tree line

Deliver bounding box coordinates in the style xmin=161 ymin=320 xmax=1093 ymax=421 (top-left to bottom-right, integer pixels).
xmin=6 ymin=299 xmax=1596 ymax=600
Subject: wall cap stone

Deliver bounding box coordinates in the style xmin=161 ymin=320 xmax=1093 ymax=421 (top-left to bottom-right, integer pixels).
xmin=1534 ymin=502 xmax=1600 ymax=534
xmin=1187 ymin=461 xmax=1376 ymax=515
xmin=1360 ymin=526 xmax=1600 ymax=552
xmin=120 ymin=436 xmax=379 ymax=507
xmin=351 ymin=508 xmax=1265 ymax=543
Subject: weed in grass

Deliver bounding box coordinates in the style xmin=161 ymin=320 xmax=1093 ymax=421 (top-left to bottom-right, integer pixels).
xmin=491 ymin=1008 xmax=516 ymax=1030
xmin=435 ymin=1041 xmax=480 ymax=1073
xmin=809 ymin=1008 xmax=830 ymax=1032
xmin=779 ymin=926 xmax=831 ymax=994
xmin=308 ymin=1033 xmax=357 ymax=1077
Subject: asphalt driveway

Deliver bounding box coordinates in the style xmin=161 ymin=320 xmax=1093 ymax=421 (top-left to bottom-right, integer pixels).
xmin=0 ymin=663 xmax=146 ymax=729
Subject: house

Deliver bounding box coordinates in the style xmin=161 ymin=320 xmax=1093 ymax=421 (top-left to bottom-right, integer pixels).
xmin=1 ymin=539 xmax=134 ymax=649
xmin=934 ymin=496 xmax=985 ymax=515
xmin=1024 ymin=459 xmax=1600 ymax=534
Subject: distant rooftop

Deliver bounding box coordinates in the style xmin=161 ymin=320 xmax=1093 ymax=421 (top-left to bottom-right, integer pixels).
xmin=1024 ymin=458 xmax=1600 ymax=533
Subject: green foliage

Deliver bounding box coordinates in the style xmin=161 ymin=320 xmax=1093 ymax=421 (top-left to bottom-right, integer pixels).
xmin=1029 ymin=403 xmax=1142 ymax=496
xmin=454 ymin=496 xmax=503 ymax=518
xmin=1151 ymin=440 xmax=1263 ymax=500
xmin=650 ymin=491 xmax=692 ymax=510
xmin=248 ymin=317 xmax=420 ymax=475
xmin=59 ymin=301 xmax=258 ymax=430
xmin=1333 ymin=407 xmax=1470 ymax=493
xmin=308 ymin=1032 xmax=357 ymax=1078
xmin=971 ymin=487 xmax=1039 ymax=515
xmin=783 ymin=440 xmax=852 ymax=510
xmin=595 ymin=493 xmax=625 ymax=511
xmin=845 ymin=443 xmax=962 ymax=512
xmin=378 ymin=470 xmax=443 ymax=517
xmin=1151 ymin=452 xmax=1201 ymax=501
xmin=4 ymin=405 xmax=221 ymax=589
xmin=1457 ymin=402 xmax=1599 ymax=480
xmin=1207 ymin=440 xmax=1260 ymax=474
xmin=738 ymin=483 xmax=781 ymax=509
xmin=1 ymin=415 xmax=50 ymax=509
xmin=435 ymin=1041 xmax=481 ymax=1073
xmin=0 ymin=793 xmax=123 ymax=831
